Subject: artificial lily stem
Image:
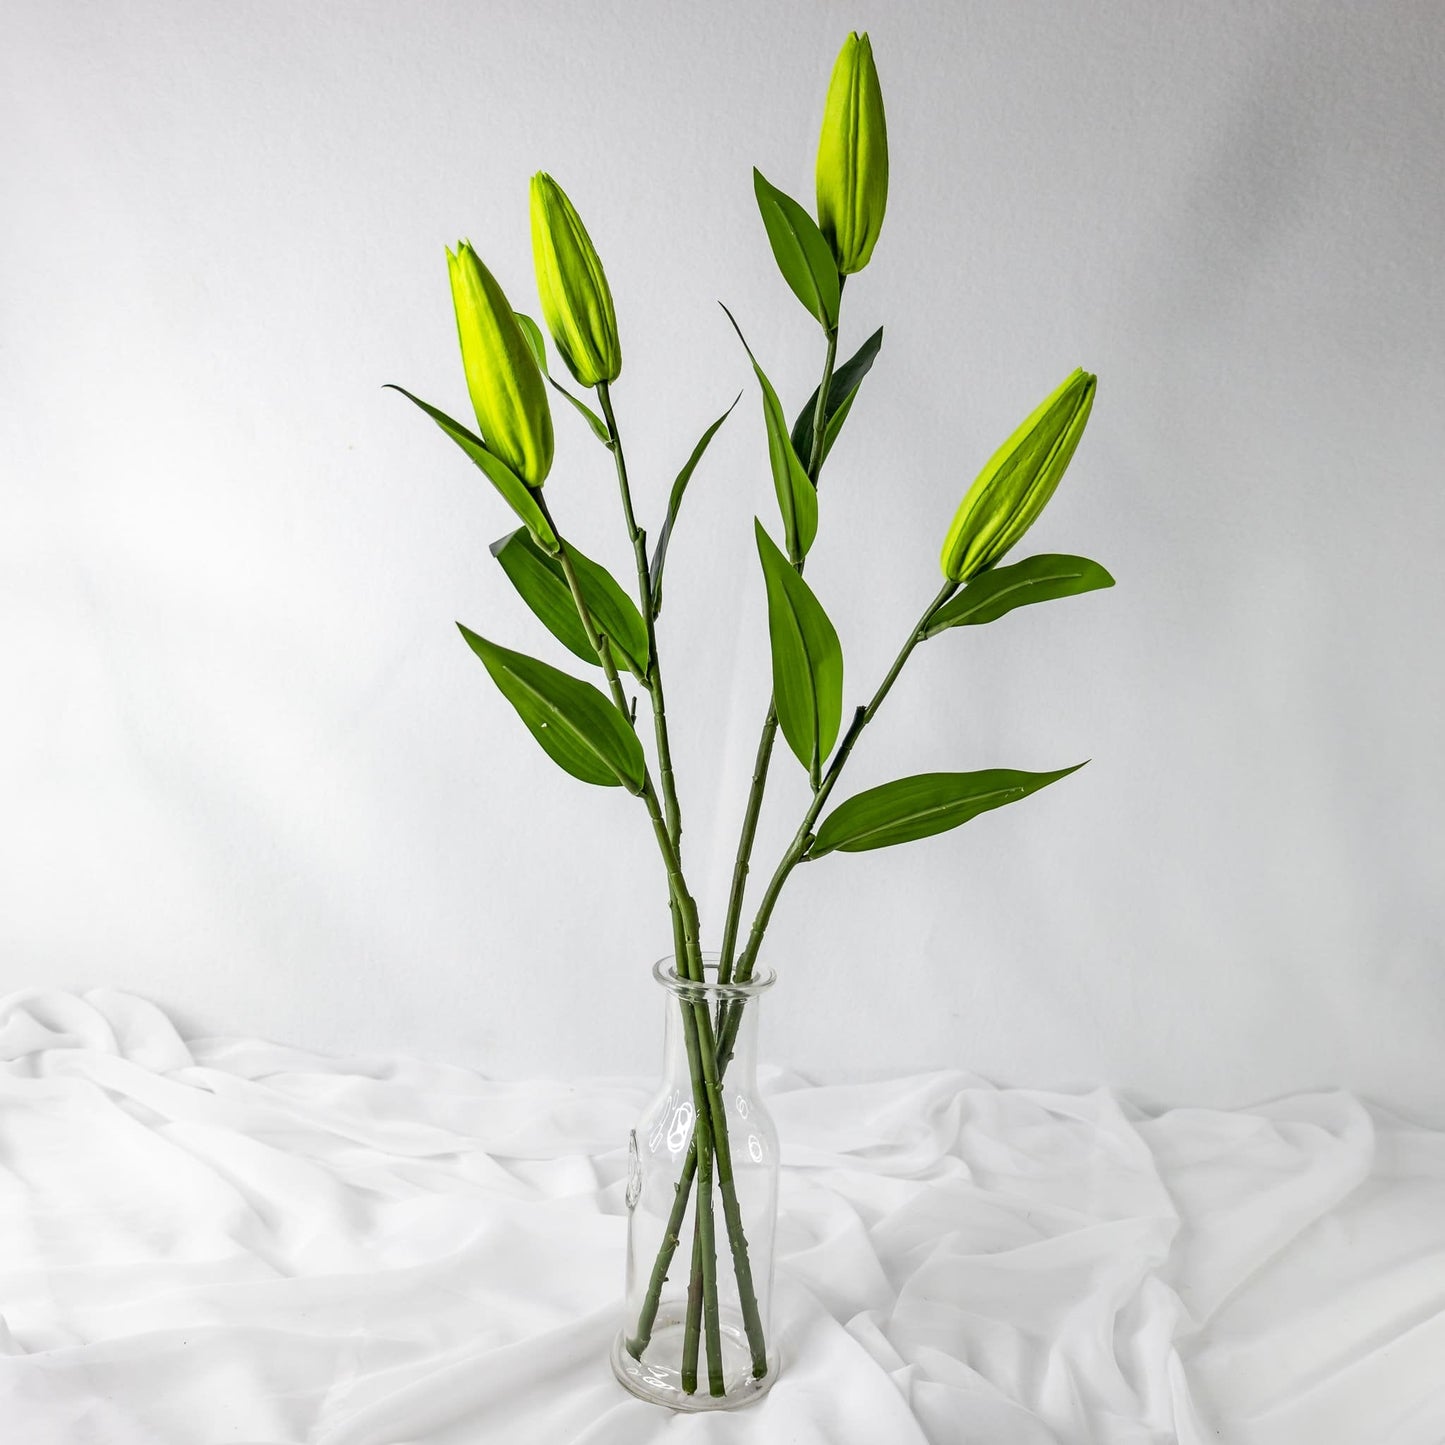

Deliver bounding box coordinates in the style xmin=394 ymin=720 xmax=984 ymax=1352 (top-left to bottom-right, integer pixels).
xmin=535 ymin=492 xmax=633 ymax=720
xmin=595 ymin=383 xmax=727 ymax=1388
xmin=717 ymin=320 xmax=841 ymax=985
xmin=537 ymin=483 xmax=760 ymax=1384
xmin=633 ymin=313 xmax=845 ymax=1369
xmin=697 ymin=1146 xmax=724 ymax=1394
xmin=532 ymin=494 xmax=689 ymax=938
xmin=681 ymin=1196 xmax=704 ymax=1391
xmin=715 ymin=701 xmax=779 ymax=1007
xmin=598 ymin=376 xmax=773 ymax=1381
xmin=596 ymin=381 xmax=685 ymax=855
xmin=712 ymin=578 xmax=960 ymax=1075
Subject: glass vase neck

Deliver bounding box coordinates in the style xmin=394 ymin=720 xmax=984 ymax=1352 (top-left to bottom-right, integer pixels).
xmin=652 ymin=953 xmax=778 ymax=1002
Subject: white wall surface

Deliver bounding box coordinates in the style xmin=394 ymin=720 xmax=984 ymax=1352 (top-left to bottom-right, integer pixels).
xmin=4 ymin=1 xmax=1443 ymax=1118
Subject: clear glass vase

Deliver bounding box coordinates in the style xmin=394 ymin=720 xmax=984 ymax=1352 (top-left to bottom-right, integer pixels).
xmin=610 ymin=954 xmax=779 ymax=1410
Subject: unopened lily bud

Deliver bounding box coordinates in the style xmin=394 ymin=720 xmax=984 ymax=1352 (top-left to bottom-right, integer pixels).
xmin=815 ymin=32 xmax=888 ymax=275
xmin=941 ymin=369 xmax=1097 ymax=582
xmin=530 ymin=173 xmax=621 ymax=387
xmin=447 ymin=241 xmax=554 ymax=487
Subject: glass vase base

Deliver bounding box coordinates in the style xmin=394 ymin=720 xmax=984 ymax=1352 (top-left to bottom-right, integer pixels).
xmin=610 ymin=1312 xmax=777 ymax=1412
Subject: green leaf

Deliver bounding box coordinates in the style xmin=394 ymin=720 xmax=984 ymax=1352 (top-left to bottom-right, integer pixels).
xmin=755 ymin=520 xmax=843 ymax=784
xmin=722 ymin=305 xmax=818 ymax=560
xmin=790 ymin=326 xmax=883 ymax=471
xmin=818 ymin=381 xmax=860 ymax=468
xmin=513 ymin=311 xmax=611 ymax=444
xmin=491 ymin=529 xmax=650 ymax=681
xmin=457 ymin=625 xmax=645 ymax=792
xmin=753 ymin=168 xmax=841 ymax=330
xmin=514 ymin=312 xmax=549 ymax=373
xmin=385 ymin=384 xmax=558 ymax=553
xmin=649 ymin=393 xmax=741 ymax=617
xmin=552 ymin=379 xmax=611 ymax=445
xmin=809 ymin=764 xmax=1086 ymax=857
xmin=493 ymin=529 xmax=594 ymax=664
xmin=923 ymin=554 xmax=1115 ymax=636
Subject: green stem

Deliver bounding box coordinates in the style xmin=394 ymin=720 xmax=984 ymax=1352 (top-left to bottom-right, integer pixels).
xmin=540 ymin=488 xmax=768 ymax=1387
xmin=690 ymin=994 xmax=767 ymax=1376
xmin=681 ymin=1193 xmax=704 ymax=1392
xmin=711 ymin=579 xmax=958 ymax=1074
xmin=626 ymin=847 xmax=766 ymax=1376
xmin=697 ymin=1144 xmax=724 ymax=1395
xmin=533 ymin=492 xmax=697 ymax=973
xmin=717 ymin=321 xmax=840 ymax=985
xmin=597 ymin=381 xmax=685 ymax=855
xmin=537 ymin=485 xmax=722 ymax=1375
xmin=665 ymin=900 xmax=765 ymax=1380
xmin=715 ymin=706 xmax=779 ymax=986
xmin=596 ymin=382 xmax=770 ymax=1383
xmin=589 ymin=387 xmax=728 ymax=1387
xmin=672 ymin=994 xmax=718 ymax=1393
xmin=641 ymin=800 xmax=733 ymax=1395
xmin=631 ymin=317 xmax=844 ymax=1367
xmin=660 ymin=870 xmax=768 ymax=1377
xmin=804 ymin=325 xmax=842 ymax=496
xmin=680 ymin=1087 xmax=715 ymax=1393
xmin=535 ymin=493 xmax=634 ymax=721
xmin=627 ymin=1132 xmax=696 ymax=1353
xmin=628 ymin=1141 xmax=694 ymax=1358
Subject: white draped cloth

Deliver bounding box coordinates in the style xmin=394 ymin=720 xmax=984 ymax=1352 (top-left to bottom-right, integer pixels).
xmin=1 ymin=991 xmax=1441 ymax=1444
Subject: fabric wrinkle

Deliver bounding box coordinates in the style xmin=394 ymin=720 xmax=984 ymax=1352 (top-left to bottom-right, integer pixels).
xmin=0 ymin=989 xmax=1439 ymax=1444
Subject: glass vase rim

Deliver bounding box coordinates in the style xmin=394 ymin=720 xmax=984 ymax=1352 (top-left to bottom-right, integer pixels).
xmin=652 ymin=953 xmax=777 ymax=1001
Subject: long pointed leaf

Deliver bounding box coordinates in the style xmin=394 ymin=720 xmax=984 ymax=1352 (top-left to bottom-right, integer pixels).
xmin=809 ymin=764 xmax=1086 ymax=857
xmin=923 ymin=554 xmax=1114 ymax=636
xmin=458 ymin=625 xmax=645 ymax=792
xmin=491 ymin=529 xmax=650 ymax=680
xmin=790 ymin=326 xmax=883 ymax=470
xmin=755 ymin=520 xmax=843 ymax=783
xmin=818 ymin=380 xmax=860 ymax=468
xmin=722 ymin=305 xmax=818 ymax=560
xmin=513 ymin=312 xmax=611 ymax=444
xmin=551 ymin=379 xmax=611 ymax=444
xmin=386 ymin=385 xmax=558 ymax=553
xmin=514 ymin=312 xmax=549 ymax=374
xmin=649 ymin=393 xmax=741 ymax=617
xmin=753 ymin=168 xmax=840 ymax=330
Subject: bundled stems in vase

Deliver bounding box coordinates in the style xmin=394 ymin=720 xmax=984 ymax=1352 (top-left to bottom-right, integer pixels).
xmin=392 ymin=29 xmax=1112 ymax=1403
xmin=538 ymin=465 xmax=770 ymax=1387
xmin=639 ymin=315 xmax=843 ymax=1370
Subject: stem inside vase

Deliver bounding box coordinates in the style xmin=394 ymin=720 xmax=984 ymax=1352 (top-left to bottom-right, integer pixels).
xmin=612 ymin=956 xmax=778 ymax=1410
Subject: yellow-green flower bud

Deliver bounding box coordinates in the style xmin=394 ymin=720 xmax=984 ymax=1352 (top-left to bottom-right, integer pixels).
xmin=941 ymin=369 xmax=1097 ymax=582
xmin=529 ymin=173 xmax=621 ymax=388
xmin=447 ymin=241 xmax=554 ymax=487
xmin=815 ymin=32 xmax=888 ymax=275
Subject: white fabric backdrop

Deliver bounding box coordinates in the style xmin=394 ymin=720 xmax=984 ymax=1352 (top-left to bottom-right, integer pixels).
xmin=3 ymin=990 xmax=1442 ymax=1444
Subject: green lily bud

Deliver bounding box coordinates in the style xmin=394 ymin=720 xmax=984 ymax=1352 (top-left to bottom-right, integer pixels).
xmin=529 ymin=173 xmax=622 ymax=388
xmin=815 ymin=32 xmax=888 ymax=275
xmin=941 ymin=369 xmax=1097 ymax=582
xmin=447 ymin=241 xmax=554 ymax=487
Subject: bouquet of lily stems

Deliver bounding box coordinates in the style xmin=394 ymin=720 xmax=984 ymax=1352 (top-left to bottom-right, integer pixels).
xmin=391 ymin=32 xmax=1112 ymax=1404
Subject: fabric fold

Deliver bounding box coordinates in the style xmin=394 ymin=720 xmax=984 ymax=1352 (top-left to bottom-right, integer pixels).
xmin=1 ymin=989 xmax=1439 ymax=1444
